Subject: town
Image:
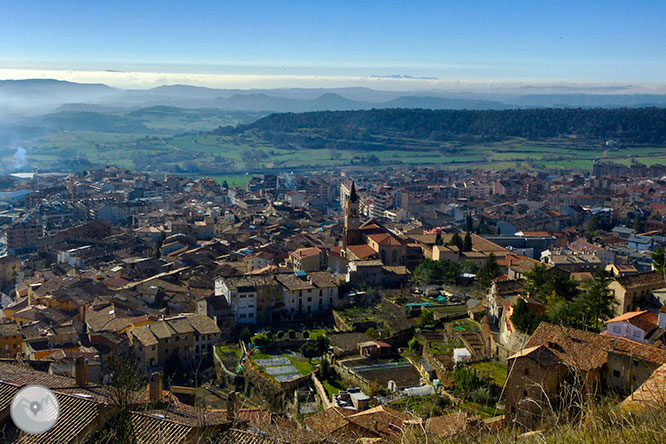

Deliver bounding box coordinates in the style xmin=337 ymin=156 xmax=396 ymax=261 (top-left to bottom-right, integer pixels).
xmin=0 ymin=160 xmax=665 ymax=442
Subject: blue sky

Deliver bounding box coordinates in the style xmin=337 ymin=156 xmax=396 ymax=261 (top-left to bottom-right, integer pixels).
xmin=1 ymin=1 xmax=665 ymax=88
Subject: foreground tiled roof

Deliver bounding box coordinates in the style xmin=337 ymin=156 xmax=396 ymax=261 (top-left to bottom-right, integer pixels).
xmin=17 ymin=392 xmax=101 ymax=444
xmin=304 ymin=406 xmax=355 ymax=435
xmin=130 ymin=412 xmax=193 ymax=444
xmin=426 ymin=412 xmax=480 ymax=439
xmin=305 ymin=405 xmax=416 ymax=439
xmin=621 ymin=363 xmax=666 ymax=411
xmin=217 ymin=429 xmax=281 ymax=444
xmin=522 ymin=322 xmax=666 ymax=371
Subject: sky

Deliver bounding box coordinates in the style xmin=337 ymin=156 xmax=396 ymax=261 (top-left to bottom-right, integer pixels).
xmin=1 ymin=0 xmax=665 ymax=90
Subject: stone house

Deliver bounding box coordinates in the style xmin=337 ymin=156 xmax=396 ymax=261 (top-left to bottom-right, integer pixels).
xmin=505 ymin=322 xmax=666 ymax=428
xmin=608 ymin=271 xmax=665 ymax=314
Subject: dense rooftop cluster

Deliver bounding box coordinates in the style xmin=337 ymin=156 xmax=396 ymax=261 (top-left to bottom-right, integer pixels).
xmin=0 ymin=161 xmax=664 ymax=442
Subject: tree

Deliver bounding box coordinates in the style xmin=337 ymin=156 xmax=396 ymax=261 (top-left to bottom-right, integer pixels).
xmin=463 ymin=232 xmax=473 ymax=252
xmin=418 ymin=309 xmax=435 ymax=326
xmin=449 ymin=233 xmax=464 ymax=252
xmin=365 ymin=327 xmax=379 ymax=340
xmin=453 ymin=366 xmax=482 ymax=398
xmin=222 ymin=180 xmax=229 ymax=189
xmin=320 ymin=358 xmax=331 ymax=380
xmin=652 ymin=246 xmax=666 ymax=286
xmin=460 ymin=259 xmax=480 ymax=275
xmin=300 ymin=341 xmax=320 ymax=363
xmin=586 ymin=215 xmax=600 ymax=237
xmin=471 ymin=387 xmax=493 ymax=405
xmin=435 ymin=231 xmax=443 ymax=246
xmin=239 ymin=328 xmax=252 ymax=344
xmin=95 ymin=354 xmax=145 ymax=444
xmin=578 ymin=269 xmax=616 ymax=331
xmin=408 ymin=337 xmax=422 ymax=353
xmin=478 ymin=253 xmax=501 ymax=289
xmin=300 ymin=335 xmax=330 ymax=363
xmin=315 ymin=334 xmax=330 ymax=356
xmin=475 ymin=216 xmax=493 ymax=235
xmin=511 ymin=298 xmax=545 ymax=334
xmin=524 ymin=263 xmax=550 ymax=296
xmin=412 ymin=259 xmax=461 ymax=285
xmin=466 ymin=214 xmax=474 ymax=233
xmin=525 ymin=263 xmax=579 ymax=301
xmin=251 ymin=333 xmax=270 ymax=347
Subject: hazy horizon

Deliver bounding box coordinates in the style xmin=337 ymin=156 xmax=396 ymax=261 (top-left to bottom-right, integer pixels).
xmin=2 ymin=1 xmax=665 ymax=92
xmin=2 ymin=68 xmax=666 ymax=94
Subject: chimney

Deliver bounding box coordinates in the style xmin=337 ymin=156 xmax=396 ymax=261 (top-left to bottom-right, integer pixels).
xmin=227 ymin=391 xmax=237 ymax=421
xmin=75 ymin=356 xmax=89 ymax=386
xmin=149 ymin=372 xmax=163 ymax=402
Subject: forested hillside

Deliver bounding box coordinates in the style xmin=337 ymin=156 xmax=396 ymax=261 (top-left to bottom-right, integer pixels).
xmin=215 ymin=107 xmax=666 ymax=146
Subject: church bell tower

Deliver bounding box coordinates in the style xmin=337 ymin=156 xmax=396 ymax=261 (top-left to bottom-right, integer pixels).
xmin=343 ymin=182 xmax=362 ymax=249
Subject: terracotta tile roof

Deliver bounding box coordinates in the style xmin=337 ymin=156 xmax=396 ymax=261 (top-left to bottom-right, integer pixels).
xmin=508 ymin=345 xmax=562 ymax=369
xmin=367 ymin=233 xmax=404 ymax=246
xmin=0 ymin=321 xmax=20 ymax=337
xmin=606 ymin=311 xmax=659 ymax=332
xmin=217 ymin=429 xmax=281 ymax=444
xmin=522 ymin=322 xmax=666 ymax=371
xmin=346 ymin=244 xmax=377 ymax=260
xmin=141 ymin=404 xmax=230 ymax=427
xmin=471 ymin=234 xmax=509 ymax=253
xmin=149 ymin=321 xmax=177 ymax=339
xmin=186 ymin=314 xmax=221 ymax=335
xmin=493 ymin=280 xmax=527 ymax=297
xmin=621 ymin=363 xmax=666 ymax=411
xmin=304 ymin=406 xmax=355 ymax=435
xmin=518 ymin=231 xmax=552 ymax=237
xmin=615 ymin=271 xmax=664 ymax=290
xmin=17 ymin=392 xmax=101 ymax=444
xmin=291 ymin=247 xmax=322 ymax=258
xmin=426 ymin=412 xmax=480 ymax=439
xmin=166 ymin=316 xmax=195 ymax=335
xmin=347 ymin=405 xmax=416 ymax=437
xmin=129 ymin=412 xmax=193 ymax=444
xmin=130 ymin=325 xmax=158 ymax=347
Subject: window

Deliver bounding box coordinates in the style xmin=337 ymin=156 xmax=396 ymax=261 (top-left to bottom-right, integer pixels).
xmin=239 ymin=314 xmax=246 ymax=319
xmin=249 ymin=313 xmax=254 ymax=318
xmin=524 ymin=368 xmax=530 ymax=376
xmin=613 ymin=369 xmax=621 ymax=378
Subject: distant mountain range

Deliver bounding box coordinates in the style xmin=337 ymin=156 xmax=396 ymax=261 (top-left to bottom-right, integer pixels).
xmin=2 ymin=79 xmax=666 ymax=117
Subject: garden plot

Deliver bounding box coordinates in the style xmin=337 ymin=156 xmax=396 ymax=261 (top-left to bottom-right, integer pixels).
xmin=254 ymin=357 xmax=291 ymax=367
xmin=264 ymin=365 xmax=299 ymax=376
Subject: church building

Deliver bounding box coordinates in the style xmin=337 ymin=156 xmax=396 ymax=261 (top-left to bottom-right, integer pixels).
xmin=342 ymin=182 xmax=406 ymax=266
